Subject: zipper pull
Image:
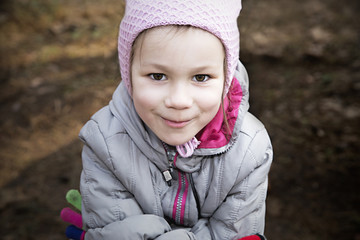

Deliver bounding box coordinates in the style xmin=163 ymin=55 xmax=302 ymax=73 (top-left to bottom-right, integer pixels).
xmin=162 ymin=170 xmax=172 ymax=186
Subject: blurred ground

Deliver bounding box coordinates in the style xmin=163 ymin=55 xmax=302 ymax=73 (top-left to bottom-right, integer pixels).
xmin=0 ymin=0 xmax=359 ymax=239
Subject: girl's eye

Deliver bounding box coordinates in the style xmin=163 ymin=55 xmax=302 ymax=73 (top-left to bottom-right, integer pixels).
xmin=193 ymin=74 xmax=210 ymax=82
xmin=149 ymin=73 xmax=166 ymax=81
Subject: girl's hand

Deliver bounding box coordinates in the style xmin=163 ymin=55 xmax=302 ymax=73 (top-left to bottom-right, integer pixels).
xmin=60 ymin=189 xmax=86 ymax=240
xmin=60 ymin=190 xmax=265 ymax=240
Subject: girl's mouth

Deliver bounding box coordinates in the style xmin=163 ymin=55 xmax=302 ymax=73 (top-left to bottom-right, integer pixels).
xmin=163 ymin=118 xmax=191 ymax=128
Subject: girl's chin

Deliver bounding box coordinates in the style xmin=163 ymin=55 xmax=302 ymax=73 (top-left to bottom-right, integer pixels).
xmin=160 ymin=136 xmax=194 ymax=147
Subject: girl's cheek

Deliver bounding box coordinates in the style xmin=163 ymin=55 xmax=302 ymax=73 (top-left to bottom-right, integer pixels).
xmin=195 ymin=87 xmax=223 ymax=108
xmin=134 ymin=86 xmax=164 ymax=106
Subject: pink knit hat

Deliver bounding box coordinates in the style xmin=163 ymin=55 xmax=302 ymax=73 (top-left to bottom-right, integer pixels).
xmin=118 ymin=0 xmax=242 ymax=95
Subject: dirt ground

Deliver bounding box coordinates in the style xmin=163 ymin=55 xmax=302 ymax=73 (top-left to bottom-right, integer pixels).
xmin=0 ymin=0 xmax=359 ymax=239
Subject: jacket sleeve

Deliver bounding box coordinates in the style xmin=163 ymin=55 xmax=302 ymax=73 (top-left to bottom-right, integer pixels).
xmin=79 ymin=120 xmax=172 ymax=239
xmin=191 ymin=127 xmax=273 ymax=239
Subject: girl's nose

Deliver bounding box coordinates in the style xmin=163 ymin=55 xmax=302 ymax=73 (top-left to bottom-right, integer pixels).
xmin=164 ymin=82 xmax=193 ymax=109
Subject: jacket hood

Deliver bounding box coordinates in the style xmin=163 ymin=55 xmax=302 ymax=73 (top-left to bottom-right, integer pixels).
xmin=109 ymin=61 xmax=249 ymax=168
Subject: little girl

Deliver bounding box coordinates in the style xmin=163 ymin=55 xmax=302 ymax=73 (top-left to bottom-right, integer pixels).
xmin=66 ymin=0 xmax=273 ymax=239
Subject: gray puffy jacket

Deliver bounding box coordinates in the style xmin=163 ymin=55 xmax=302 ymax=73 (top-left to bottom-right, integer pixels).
xmin=79 ymin=61 xmax=273 ymax=240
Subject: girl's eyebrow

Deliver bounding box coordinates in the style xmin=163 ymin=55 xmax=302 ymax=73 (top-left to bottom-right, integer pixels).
xmin=190 ymin=65 xmax=219 ymax=73
xmin=143 ymin=62 xmax=171 ymax=72
xmin=143 ymin=62 xmax=220 ymax=73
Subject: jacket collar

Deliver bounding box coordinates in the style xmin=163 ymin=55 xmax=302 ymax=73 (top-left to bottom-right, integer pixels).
xmin=196 ymin=76 xmax=242 ymax=149
xmin=194 ymin=60 xmax=250 ymax=156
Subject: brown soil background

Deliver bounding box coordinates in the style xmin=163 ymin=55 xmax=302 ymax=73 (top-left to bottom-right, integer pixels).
xmin=0 ymin=0 xmax=359 ymax=239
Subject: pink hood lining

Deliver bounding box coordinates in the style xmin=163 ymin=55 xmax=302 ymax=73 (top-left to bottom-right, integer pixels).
xmin=196 ymin=77 xmax=243 ymax=149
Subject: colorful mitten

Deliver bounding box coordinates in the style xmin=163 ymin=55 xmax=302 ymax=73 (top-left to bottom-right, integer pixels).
xmin=66 ymin=189 xmax=82 ymax=211
xmin=61 ymin=207 xmax=83 ymax=229
xmin=238 ymin=234 xmax=266 ymax=240
xmin=65 ymin=225 xmax=86 ymax=240
xmin=60 ymin=189 xmax=86 ymax=240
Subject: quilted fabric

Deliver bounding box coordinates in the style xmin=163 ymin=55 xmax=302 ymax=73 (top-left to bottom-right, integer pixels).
xmin=118 ymin=0 xmax=242 ymax=95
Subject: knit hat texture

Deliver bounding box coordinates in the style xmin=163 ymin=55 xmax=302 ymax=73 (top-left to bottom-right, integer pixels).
xmin=118 ymin=0 xmax=242 ymax=95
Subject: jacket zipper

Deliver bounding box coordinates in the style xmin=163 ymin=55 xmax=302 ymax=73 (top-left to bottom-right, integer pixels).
xmin=162 ymin=142 xmax=176 ymax=186
xmin=172 ymin=170 xmax=188 ymax=225
xmin=162 ymin=143 xmax=189 ymax=225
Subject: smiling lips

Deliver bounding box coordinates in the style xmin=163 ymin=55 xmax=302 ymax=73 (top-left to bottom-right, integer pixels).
xmin=163 ymin=118 xmax=191 ymax=128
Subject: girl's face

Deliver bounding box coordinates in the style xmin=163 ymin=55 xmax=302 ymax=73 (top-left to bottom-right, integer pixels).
xmin=131 ymin=26 xmax=225 ymax=146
